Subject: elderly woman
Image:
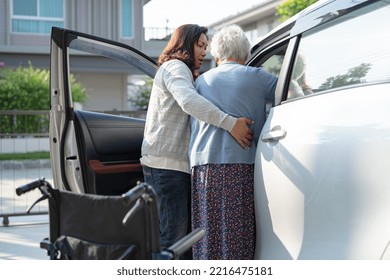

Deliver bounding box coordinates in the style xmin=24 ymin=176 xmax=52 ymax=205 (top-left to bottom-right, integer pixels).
xmin=189 ymin=24 xmax=278 ymax=260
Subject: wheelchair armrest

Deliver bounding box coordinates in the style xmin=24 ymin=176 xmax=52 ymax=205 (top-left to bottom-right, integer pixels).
xmin=40 ymin=237 xmax=58 ymax=260
xmin=166 ymin=228 xmax=205 ymax=260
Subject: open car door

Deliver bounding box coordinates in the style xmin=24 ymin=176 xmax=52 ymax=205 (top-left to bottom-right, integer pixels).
xmin=49 ymin=27 xmax=157 ymax=195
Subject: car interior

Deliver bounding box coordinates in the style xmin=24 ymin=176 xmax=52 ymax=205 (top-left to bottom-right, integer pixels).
xmin=73 ymin=110 xmax=145 ymax=195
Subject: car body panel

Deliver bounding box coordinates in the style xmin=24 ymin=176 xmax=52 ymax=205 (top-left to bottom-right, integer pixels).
xmin=255 ymin=84 xmax=390 ymax=259
xmin=253 ymin=0 xmax=390 ymax=259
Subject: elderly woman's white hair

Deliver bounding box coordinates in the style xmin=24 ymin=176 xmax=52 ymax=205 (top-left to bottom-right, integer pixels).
xmin=210 ymin=24 xmax=251 ymax=62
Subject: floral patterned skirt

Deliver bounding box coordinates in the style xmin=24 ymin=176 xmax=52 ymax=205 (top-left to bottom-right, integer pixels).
xmin=191 ymin=163 xmax=255 ymax=260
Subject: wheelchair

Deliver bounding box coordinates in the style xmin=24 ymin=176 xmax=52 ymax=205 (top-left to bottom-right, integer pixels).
xmin=16 ymin=178 xmax=204 ymax=260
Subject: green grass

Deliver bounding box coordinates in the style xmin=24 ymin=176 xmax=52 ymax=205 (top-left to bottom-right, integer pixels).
xmin=0 ymin=151 xmax=50 ymax=160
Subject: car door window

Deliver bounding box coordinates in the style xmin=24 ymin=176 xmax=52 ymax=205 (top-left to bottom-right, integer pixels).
xmin=286 ymin=2 xmax=390 ymax=101
xmin=250 ymin=41 xmax=290 ymax=114
xmin=67 ymin=35 xmax=155 ymax=113
xmin=253 ymin=43 xmax=288 ymax=78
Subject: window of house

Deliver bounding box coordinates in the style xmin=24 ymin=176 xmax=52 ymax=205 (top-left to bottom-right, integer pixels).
xmin=121 ymin=0 xmax=133 ymax=38
xmin=286 ymin=2 xmax=390 ymax=101
xmin=11 ymin=0 xmax=64 ymax=34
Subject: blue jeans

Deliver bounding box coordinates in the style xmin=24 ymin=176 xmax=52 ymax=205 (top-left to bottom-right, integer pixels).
xmin=142 ymin=165 xmax=191 ymax=252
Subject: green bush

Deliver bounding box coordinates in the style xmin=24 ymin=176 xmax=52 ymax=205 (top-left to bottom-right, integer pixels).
xmin=0 ymin=63 xmax=86 ymax=134
xmin=0 ymin=151 xmax=50 ymax=160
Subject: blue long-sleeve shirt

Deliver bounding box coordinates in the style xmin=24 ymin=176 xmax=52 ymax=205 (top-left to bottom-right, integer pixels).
xmin=189 ymin=61 xmax=277 ymax=167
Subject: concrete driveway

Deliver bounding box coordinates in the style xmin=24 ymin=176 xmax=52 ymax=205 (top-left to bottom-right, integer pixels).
xmin=0 ymin=215 xmax=49 ymax=260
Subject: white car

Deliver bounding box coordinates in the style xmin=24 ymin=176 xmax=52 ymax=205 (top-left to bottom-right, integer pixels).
xmin=49 ymin=0 xmax=390 ymax=259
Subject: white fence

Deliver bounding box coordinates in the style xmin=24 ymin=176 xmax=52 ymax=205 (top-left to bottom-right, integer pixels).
xmin=0 ymin=110 xmax=50 ymax=225
xmin=0 ymin=109 xmax=145 ymax=225
xmin=1 ymin=137 xmax=49 ymax=153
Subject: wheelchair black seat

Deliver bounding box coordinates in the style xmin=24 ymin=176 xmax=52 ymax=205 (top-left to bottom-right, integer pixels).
xmin=38 ymin=182 xmax=203 ymax=260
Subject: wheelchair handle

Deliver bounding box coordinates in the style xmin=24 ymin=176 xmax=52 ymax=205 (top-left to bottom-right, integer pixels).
xmin=122 ymin=182 xmax=150 ymax=204
xmin=16 ymin=178 xmax=47 ymax=196
xmin=16 ymin=178 xmax=53 ymax=213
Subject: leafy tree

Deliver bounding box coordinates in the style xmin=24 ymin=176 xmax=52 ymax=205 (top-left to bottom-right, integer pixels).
xmin=319 ymin=63 xmax=372 ymax=91
xmin=276 ymin=0 xmax=318 ymax=22
xmin=129 ymin=77 xmax=153 ymax=109
xmin=0 ymin=63 xmax=86 ymax=133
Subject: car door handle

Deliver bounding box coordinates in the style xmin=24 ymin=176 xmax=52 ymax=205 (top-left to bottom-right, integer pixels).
xmin=261 ymin=127 xmax=287 ymax=142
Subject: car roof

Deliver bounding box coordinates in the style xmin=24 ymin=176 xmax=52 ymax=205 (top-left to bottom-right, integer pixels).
xmin=250 ymin=0 xmax=373 ymax=56
xmin=290 ymin=0 xmax=374 ymax=36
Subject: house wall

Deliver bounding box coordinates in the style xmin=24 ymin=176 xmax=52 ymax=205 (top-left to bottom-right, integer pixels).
xmin=74 ymin=72 xmax=129 ymax=111
xmin=209 ymin=0 xmax=283 ymax=45
xmin=0 ymin=0 xmax=147 ymax=112
xmin=1 ymin=0 xmax=144 ymax=49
